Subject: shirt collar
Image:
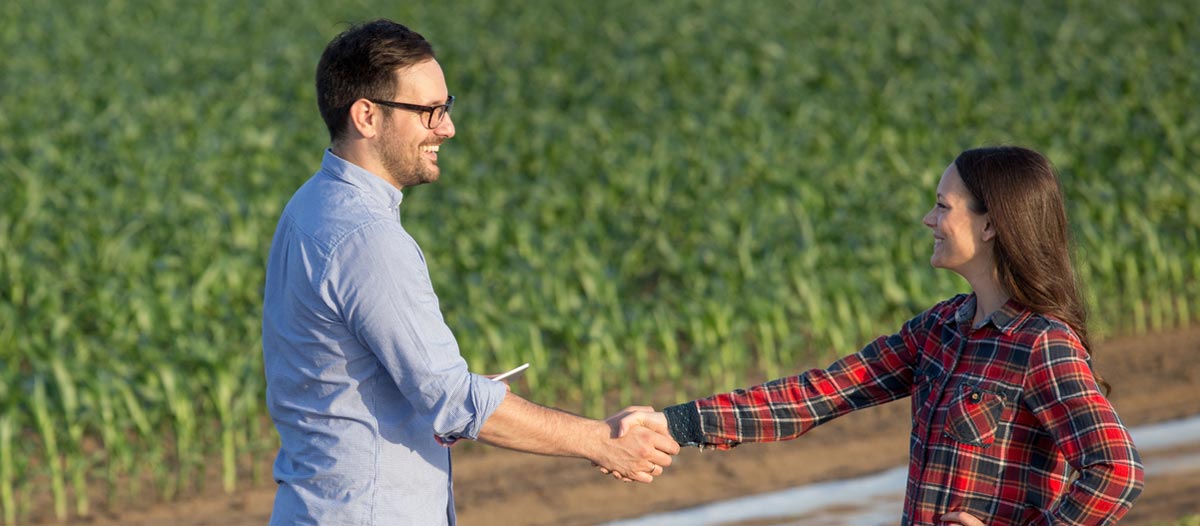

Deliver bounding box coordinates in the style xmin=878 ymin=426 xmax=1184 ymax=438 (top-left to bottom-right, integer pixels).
xmin=955 ymin=293 xmax=1028 ymax=334
xmin=319 ymin=149 xmax=405 ymax=210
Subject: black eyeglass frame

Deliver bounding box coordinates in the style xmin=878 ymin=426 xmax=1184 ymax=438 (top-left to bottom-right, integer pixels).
xmin=367 ymin=95 xmax=455 ymax=129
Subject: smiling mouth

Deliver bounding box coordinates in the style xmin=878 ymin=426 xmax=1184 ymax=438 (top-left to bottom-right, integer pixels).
xmin=419 ymin=144 xmax=440 ymax=162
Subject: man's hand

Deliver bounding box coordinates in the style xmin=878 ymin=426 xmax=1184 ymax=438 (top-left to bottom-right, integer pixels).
xmin=593 ymin=406 xmax=677 ymax=482
xmin=475 ymin=396 xmax=678 ymax=483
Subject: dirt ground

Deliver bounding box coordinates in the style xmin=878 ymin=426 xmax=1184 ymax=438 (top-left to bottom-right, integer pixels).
xmin=69 ymin=326 xmax=1200 ymax=526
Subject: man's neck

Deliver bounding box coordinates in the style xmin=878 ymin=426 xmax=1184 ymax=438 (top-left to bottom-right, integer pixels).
xmin=330 ymin=142 xmax=404 ymax=191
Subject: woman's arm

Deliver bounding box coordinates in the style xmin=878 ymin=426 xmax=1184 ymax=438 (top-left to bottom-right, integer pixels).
xmin=1023 ymin=331 xmax=1144 ymax=526
xmin=662 ymin=306 xmax=937 ymax=449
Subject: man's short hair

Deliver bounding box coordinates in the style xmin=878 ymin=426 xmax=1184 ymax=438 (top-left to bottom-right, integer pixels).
xmin=316 ymin=19 xmax=435 ymax=142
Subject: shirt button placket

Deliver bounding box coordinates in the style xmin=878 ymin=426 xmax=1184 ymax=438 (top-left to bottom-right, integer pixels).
xmin=909 ymin=325 xmax=969 ymax=520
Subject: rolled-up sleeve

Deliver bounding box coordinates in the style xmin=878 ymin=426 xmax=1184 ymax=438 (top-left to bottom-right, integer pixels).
xmin=325 ymin=220 xmax=507 ymax=440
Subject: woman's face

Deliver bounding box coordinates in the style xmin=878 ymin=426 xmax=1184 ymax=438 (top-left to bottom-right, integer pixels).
xmin=922 ymin=163 xmax=995 ymax=279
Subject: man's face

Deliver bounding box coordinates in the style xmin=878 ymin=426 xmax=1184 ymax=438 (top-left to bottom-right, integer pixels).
xmin=374 ymin=59 xmax=456 ymax=188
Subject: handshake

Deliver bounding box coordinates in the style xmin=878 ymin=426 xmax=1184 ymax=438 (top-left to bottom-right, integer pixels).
xmin=473 ymin=389 xmax=681 ymax=483
xmin=591 ymin=406 xmax=677 ymax=483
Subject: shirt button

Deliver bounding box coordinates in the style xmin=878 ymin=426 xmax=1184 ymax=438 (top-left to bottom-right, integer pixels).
xmin=970 ymin=392 xmax=981 ymax=402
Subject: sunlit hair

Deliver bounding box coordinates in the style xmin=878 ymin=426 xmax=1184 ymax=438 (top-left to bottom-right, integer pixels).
xmin=954 ymin=146 xmax=1110 ymax=395
xmin=316 ymin=19 xmax=435 ymax=142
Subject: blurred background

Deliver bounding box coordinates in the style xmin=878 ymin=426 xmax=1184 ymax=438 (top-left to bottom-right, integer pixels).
xmin=1 ymin=0 xmax=1196 ymax=524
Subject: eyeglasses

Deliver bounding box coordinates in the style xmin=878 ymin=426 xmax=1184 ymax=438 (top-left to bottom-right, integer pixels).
xmin=368 ymin=95 xmax=455 ymax=129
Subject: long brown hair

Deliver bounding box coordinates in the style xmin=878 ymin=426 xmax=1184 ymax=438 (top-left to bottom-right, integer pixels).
xmin=953 ymin=146 xmax=1110 ymax=395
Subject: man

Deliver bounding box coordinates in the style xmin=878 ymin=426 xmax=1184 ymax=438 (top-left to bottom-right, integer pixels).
xmin=262 ymin=19 xmax=678 ymax=526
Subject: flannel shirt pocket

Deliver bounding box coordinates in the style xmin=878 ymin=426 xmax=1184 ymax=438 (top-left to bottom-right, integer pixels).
xmin=943 ymin=383 xmax=1004 ymax=447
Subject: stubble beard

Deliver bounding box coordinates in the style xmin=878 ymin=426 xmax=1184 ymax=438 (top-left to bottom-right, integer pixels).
xmin=377 ymin=122 xmax=438 ymax=188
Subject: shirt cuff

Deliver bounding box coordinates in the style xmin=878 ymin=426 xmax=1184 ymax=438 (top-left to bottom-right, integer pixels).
xmin=663 ymin=402 xmax=704 ymax=447
xmin=437 ymin=373 xmax=509 ymax=443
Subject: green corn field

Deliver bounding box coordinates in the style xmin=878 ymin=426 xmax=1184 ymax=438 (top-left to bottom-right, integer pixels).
xmin=1 ymin=0 xmax=1197 ymax=523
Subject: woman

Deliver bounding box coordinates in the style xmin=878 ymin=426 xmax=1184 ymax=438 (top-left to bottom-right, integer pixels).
xmin=620 ymin=146 xmax=1143 ymax=526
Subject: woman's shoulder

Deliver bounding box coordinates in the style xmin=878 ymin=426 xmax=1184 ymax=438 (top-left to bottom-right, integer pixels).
xmin=924 ymin=293 xmax=972 ymax=320
xmin=900 ymin=293 xmax=972 ymax=334
xmin=1016 ymin=308 xmax=1075 ymax=334
xmin=1010 ymin=308 xmax=1085 ymax=351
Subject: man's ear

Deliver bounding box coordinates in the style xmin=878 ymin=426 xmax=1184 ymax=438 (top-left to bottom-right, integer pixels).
xmin=347 ymin=99 xmax=382 ymax=139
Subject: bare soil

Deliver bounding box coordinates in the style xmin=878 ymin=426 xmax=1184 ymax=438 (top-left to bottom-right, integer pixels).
xmin=63 ymin=326 xmax=1200 ymax=526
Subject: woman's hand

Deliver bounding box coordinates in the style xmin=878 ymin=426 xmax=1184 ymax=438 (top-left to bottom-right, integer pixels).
xmin=940 ymin=511 xmax=986 ymax=526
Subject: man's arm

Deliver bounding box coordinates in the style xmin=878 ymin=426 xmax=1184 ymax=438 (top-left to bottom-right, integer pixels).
xmin=331 ymin=223 xmax=509 ymax=440
xmin=477 ymin=393 xmax=680 ymax=483
xmin=330 ymin=224 xmax=678 ymax=480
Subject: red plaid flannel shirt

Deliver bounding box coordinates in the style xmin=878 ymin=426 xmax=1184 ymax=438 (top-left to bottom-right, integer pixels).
xmin=664 ymin=294 xmax=1143 ymax=526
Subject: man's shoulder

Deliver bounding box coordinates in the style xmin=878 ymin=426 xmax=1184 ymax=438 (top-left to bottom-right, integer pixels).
xmin=283 ymin=172 xmax=400 ymax=245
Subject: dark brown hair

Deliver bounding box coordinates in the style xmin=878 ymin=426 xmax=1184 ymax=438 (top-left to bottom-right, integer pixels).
xmin=315 ymin=19 xmax=435 ymax=142
xmin=954 ymin=146 xmax=1109 ymax=395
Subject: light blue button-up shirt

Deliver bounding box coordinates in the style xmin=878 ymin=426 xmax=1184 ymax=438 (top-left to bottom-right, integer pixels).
xmin=262 ymin=150 xmax=508 ymax=526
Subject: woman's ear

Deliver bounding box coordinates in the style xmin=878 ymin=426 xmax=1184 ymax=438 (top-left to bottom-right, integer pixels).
xmin=981 ymin=216 xmax=997 ymax=242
